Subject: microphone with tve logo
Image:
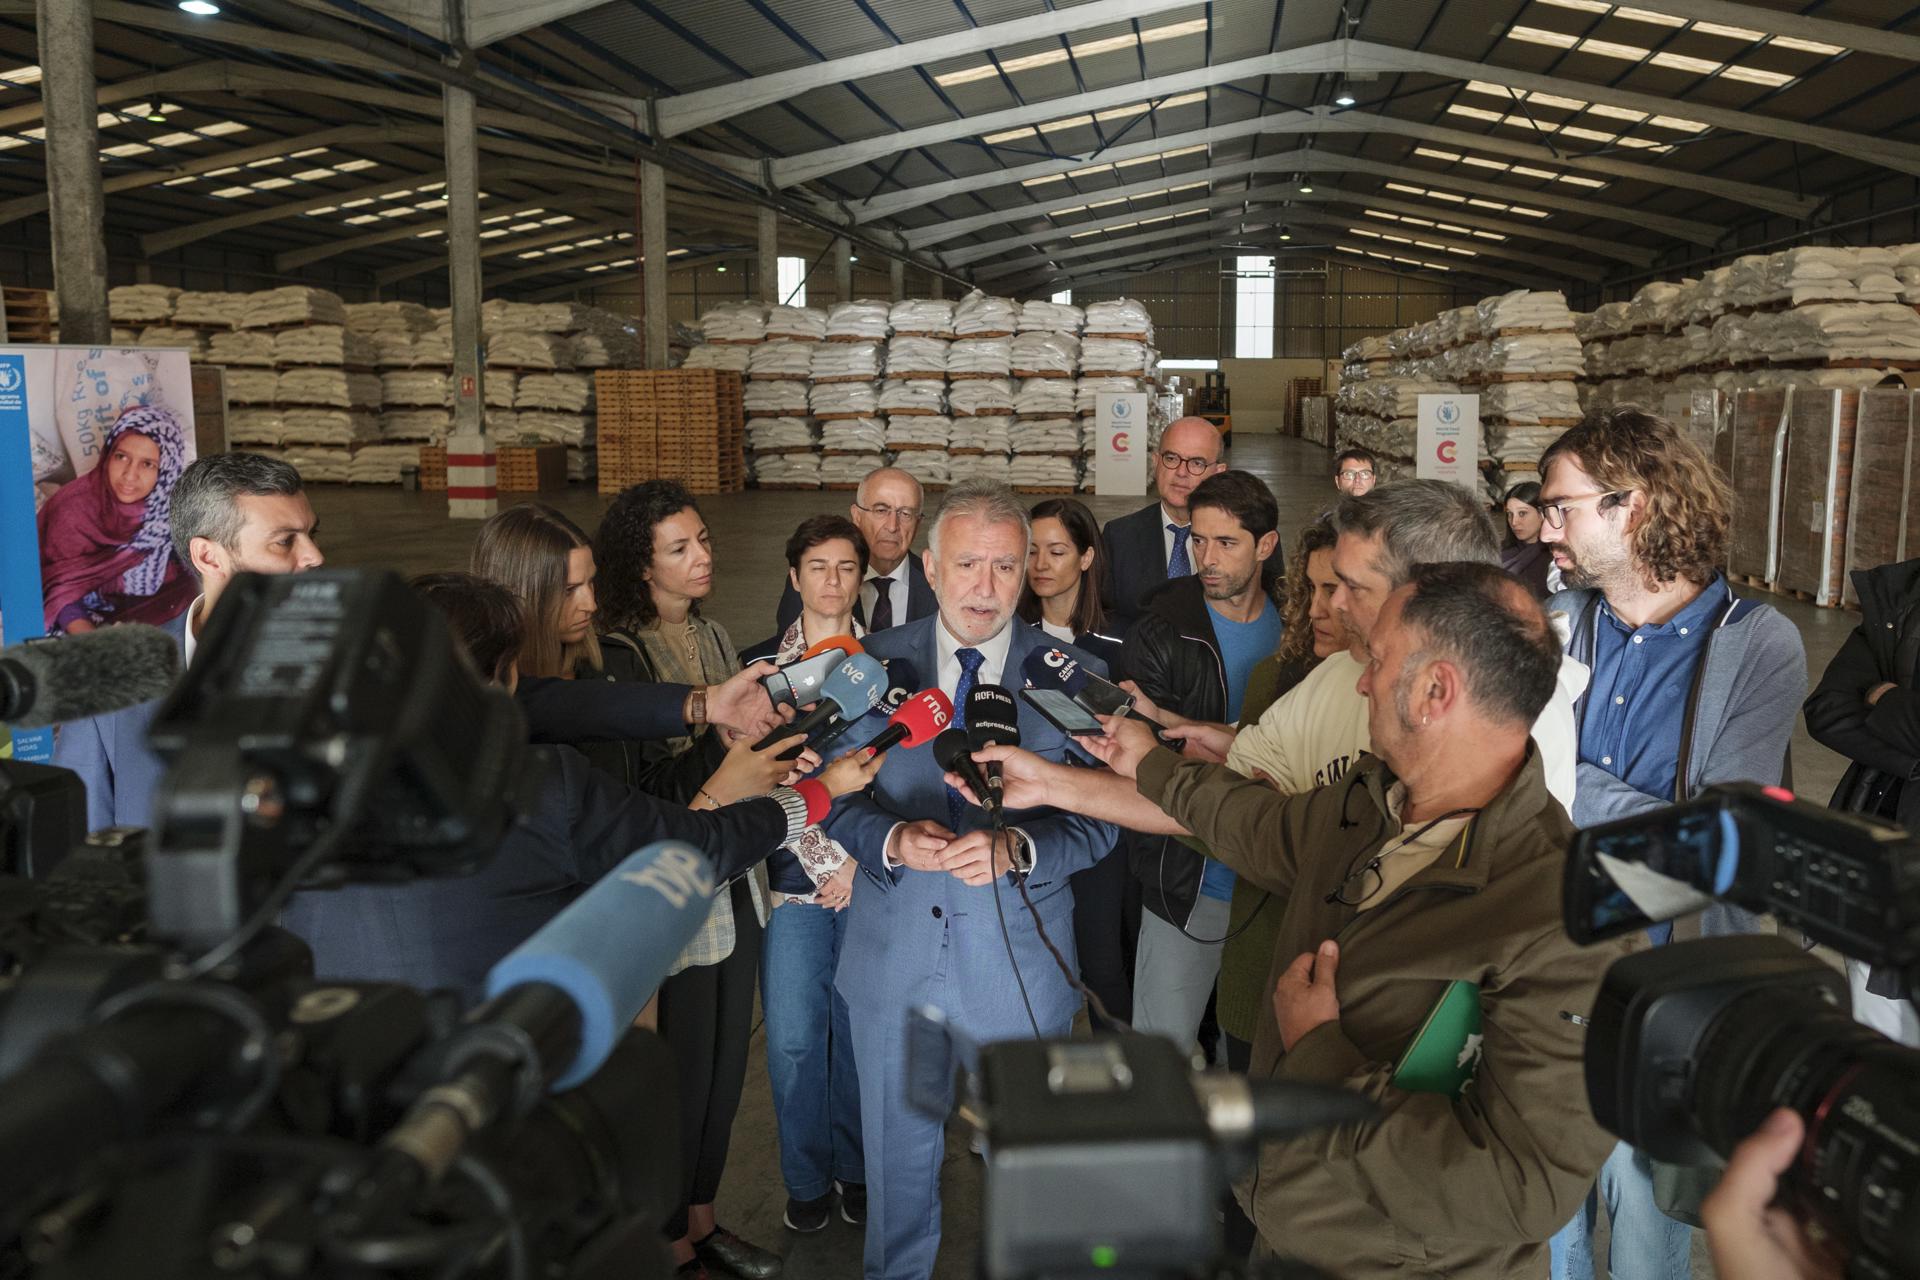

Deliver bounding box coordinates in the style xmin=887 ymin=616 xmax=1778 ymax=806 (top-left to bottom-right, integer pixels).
xmin=754 ymin=653 xmax=889 ymax=757
xmin=760 ymin=636 xmax=858 ymax=709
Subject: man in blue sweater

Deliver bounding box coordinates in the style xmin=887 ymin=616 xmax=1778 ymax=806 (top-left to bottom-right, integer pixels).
xmin=1537 ymin=406 xmax=1806 ymax=1280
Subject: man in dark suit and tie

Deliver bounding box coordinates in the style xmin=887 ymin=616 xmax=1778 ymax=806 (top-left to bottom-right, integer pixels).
xmin=822 ymin=481 xmax=1120 ymax=1280
xmin=775 ymin=465 xmax=935 ymax=634
xmin=1098 ymin=416 xmax=1234 ymax=635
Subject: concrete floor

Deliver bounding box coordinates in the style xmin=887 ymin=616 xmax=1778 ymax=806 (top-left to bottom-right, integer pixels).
xmin=309 ymin=435 xmax=1855 ymax=1278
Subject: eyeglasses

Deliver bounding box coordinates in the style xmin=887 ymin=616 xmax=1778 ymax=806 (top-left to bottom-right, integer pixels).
xmin=1337 ymin=468 xmax=1374 ymax=482
xmin=1538 ymin=490 xmax=1625 ymax=530
xmin=1157 ymin=451 xmax=1215 ymax=476
xmin=854 ymin=501 xmax=922 ymax=525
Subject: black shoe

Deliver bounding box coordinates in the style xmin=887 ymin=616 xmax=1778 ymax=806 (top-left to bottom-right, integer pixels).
xmin=835 ymin=1180 xmax=867 ymax=1227
xmin=693 ymin=1227 xmax=783 ymax=1280
xmin=783 ymin=1193 xmax=832 ymax=1233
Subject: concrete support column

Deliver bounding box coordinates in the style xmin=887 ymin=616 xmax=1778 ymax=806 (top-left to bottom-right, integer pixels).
xmin=756 ymin=205 xmax=778 ymax=305
xmin=833 ymin=237 xmax=853 ymax=304
xmin=36 ymin=0 xmax=110 ymax=345
xmin=889 ymin=257 xmax=905 ymax=302
xmin=640 ymin=160 xmax=670 ymax=368
xmin=443 ymin=0 xmax=494 ymax=519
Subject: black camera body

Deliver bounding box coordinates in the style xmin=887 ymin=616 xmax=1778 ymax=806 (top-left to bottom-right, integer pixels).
xmin=1567 ymin=783 xmax=1920 ymax=1277
xmin=0 ymin=570 xmax=681 ymax=1280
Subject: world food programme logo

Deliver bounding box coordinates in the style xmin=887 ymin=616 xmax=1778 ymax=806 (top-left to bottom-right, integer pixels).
xmin=0 ymin=362 xmax=20 ymax=394
xmin=1111 ymin=398 xmax=1131 ymax=418
xmin=1436 ymin=400 xmax=1460 ymax=426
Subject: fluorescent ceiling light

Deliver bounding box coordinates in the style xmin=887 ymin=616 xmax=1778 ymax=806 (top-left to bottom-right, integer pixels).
xmin=345 ymin=214 xmax=381 ymax=225
xmin=935 ymin=17 xmax=1207 ymax=86
xmin=983 ymin=91 xmax=1206 ymax=144
xmin=335 ymin=158 xmax=376 ymax=172
xmin=292 ymin=168 xmax=334 ymax=181
xmin=209 ymin=185 xmax=253 ymax=198
xmin=200 ymin=121 xmax=249 ymax=136
xmin=306 ymin=205 xmax=337 ymax=215
xmin=101 ymin=142 xmax=153 ymax=158
xmin=179 ymin=1 xmax=222 ymax=14
xmin=149 ymin=131 xmax=207 ymax=147
xmin=251 ymin=177 xmax=294 ymax=189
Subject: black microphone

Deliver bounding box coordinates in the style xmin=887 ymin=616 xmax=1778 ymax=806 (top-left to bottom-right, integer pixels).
xmin=0 ymin=625 xmax=181 ymax=728
xmin=965 ymin=684 xmax=1021 ymax=813
xmin=933 ymin=727 xmax=996 ymax=819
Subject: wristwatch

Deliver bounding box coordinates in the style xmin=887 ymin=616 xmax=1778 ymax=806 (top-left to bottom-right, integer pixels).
xmin=687 ymin=686 xmax=708 ymax=726
xmin=1007 ymin=827 xmax=1035 ymax=875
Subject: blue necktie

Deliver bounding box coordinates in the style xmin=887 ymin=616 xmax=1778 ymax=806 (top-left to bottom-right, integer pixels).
xmin=946 ymin=647 xmax=985 ymax=830
xmin=1168 ymin=523 xmax=1192 ymax=578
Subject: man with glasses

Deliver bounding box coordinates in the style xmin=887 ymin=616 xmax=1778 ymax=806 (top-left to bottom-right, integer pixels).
xmin=1101 ymin=417 xmax=1270 ymax=635
xmin=968 ymin=563 xmax=1635 ymax=1278
xmin=775 ymin=466 xmax=935 ymax=634
xmin=1537 ymin=407 xmax=1804 ymax=1280
xmin=1333 ymin=447 xmax=1379 ymax=497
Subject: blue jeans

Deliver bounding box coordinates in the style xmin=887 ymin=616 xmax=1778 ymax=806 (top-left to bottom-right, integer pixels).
xmin=1549 ymin=1142 xmax=1693 ymax=1280
xmin=761 ymin=899 xmax=864 ymax=1200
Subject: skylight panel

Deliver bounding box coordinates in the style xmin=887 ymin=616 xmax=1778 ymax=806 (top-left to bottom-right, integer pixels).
xmin=934 ymin=18 xmax=1208 ymax=87
xmin=1 ymin=64 xmax=42 ymax=86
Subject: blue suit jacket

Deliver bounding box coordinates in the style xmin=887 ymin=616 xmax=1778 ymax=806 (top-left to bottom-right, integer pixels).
xmin=53 ymin=610 xmax=188 ymax=831
xmin=823 ymin=616 xmax=1119 ymax=1037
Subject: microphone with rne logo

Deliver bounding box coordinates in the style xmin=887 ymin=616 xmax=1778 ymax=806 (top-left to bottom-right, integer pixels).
xmin=810 ymin=658 xmax=919 ymax=755
xmin=855 ymin=687 xmax=952 ymax=756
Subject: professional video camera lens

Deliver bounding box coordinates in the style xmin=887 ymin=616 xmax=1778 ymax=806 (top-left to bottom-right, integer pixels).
xmin=1690 ymin=990 xmax=1920 ymax=1275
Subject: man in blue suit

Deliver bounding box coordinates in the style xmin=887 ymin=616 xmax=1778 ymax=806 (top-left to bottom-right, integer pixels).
xmin=56 ymin=452 xmax=325 ymax=830
xmin=823 ymin=480 xmax=1120 ymax=1280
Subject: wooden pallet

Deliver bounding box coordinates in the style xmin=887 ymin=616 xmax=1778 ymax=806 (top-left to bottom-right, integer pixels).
xmin=2 ymin=285 xmax=54 ymax=343
xmin=889 ymin=370 xmax=948 ymax=380
xmin=949 ymin=371 xmax=1012 ymax=380
xmin=1011 ymin=369 xmax=1072 ymax=379
xmin=496 ymin=443 xmax=568 ymax=492
xmin=418 ymin=444 xmax=449 ymax=492
xmin=810 ymin=373 xmax=880 ymax=384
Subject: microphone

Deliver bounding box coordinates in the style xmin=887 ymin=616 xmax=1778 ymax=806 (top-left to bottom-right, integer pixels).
xmin=1021 ymin=645 xmax=1090 ymax=699
xmin=934 ymin=728 xmax=997 ymax=819
xmin=483 ymin=840 xmax=716 ymax=1089
xmin=0 ymin=625 xmax=181 ymax=728
xmin=856 ymin=688 xmax=952 ymax=755
xmin=327 ymin=840 xmax=718 ymax=1226
xmin=760 ymin=642 xmax=851 ymax=709
xmin=754 ymin=652 xmax=888 ymax=754
xmin=965 ymin=684 xmax=1022 ymax=814
xmin=811 ymin=658 xmax=919 ymax=755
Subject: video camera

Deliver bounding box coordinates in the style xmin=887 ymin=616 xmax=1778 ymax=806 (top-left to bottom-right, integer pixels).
xmin=907 ymin=1010 xmax=1369 ymax=1279
xmin=0 ymin=569 xmax=689 ymax=1279
xmin=1565 ymin=782 xmax=1920 ymax=1278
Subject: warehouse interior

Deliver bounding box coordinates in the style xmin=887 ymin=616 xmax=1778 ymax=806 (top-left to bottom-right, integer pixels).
xmin=6 ymin=0 xmax=1920 ymax=1276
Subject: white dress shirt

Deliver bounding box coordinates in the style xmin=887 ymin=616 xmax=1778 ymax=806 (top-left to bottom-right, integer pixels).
xmin=885 ymin=615 xmax=1036 ymax=873
xmin=182 ymin=595 xmax=206 ymax=667
xmin=862 ymin=558 xmax=911 ymax=627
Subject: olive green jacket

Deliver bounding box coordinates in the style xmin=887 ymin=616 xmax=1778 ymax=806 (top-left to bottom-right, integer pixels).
xmin=1137 ymin=745 xmax=1638 ymax=1280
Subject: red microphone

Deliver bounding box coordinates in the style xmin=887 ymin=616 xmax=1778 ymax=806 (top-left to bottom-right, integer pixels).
xmin=855 ymin=688 xmax=952 ymax=755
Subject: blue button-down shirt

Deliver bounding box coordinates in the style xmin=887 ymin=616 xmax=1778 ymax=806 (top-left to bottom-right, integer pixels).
xmin=1580 ymin=574 xmax=1733 ymax=803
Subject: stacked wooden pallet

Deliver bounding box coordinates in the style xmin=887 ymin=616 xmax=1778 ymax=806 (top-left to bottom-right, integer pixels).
xmin=418 ymin=444 xmax=449 ymax=492
xmin=497 ymin=443 xmax=568 ymax=492
xmin=595 ymin=369 xmax=744 ymax=496
xmin=2 ymin=286 xmax=54 ymax=343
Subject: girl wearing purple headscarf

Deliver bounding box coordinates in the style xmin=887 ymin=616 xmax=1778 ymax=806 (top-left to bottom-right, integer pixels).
xmin=36 ymin=405 xmax=197 ymax=634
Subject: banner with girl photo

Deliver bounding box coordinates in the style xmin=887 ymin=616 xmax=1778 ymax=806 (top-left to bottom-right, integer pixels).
xmin=0 ymin=346 xmax=198 ymax=762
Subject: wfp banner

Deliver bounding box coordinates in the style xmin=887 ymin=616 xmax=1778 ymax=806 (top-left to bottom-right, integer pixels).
xmin=0 ymin=346 xmax=198 ymax=762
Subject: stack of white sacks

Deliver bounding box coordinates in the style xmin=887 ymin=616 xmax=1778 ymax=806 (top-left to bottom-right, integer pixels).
xmin=1579 ymin=243 xmax=1920 ymax=415
xmin=1337 ymin=290 xmax=1582 ymax=493
xmin=702 ymin=291 xmax=1159 ymax=490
